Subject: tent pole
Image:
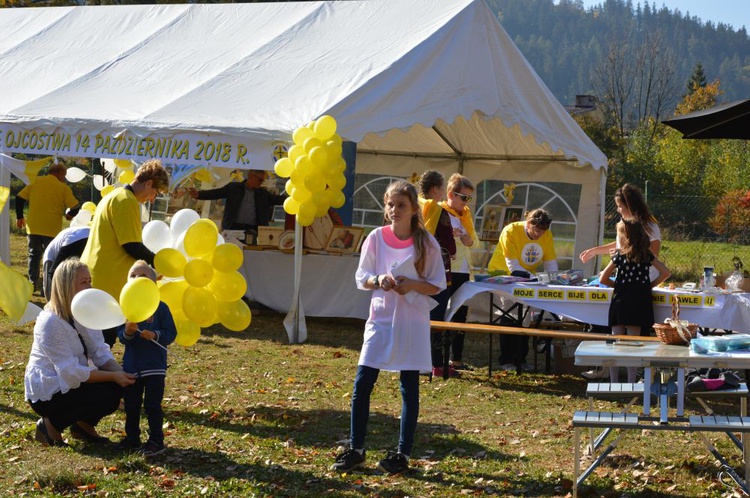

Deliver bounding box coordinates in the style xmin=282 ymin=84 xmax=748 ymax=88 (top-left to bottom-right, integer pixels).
xmin=292 ymin=221 xmax=303 ymax=344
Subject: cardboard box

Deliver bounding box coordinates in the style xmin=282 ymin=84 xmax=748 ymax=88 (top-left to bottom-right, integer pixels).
xmin=552 ymin=339 xmax=587 ymax=375
xmin=257 ymin=226 xmax=284 ymax=247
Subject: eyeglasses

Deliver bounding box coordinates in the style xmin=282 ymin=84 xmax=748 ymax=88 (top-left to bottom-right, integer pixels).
xmin=453 ymin=191 xmax=472 ymax=202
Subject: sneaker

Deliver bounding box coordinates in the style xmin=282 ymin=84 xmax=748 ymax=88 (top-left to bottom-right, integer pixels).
xmin=378 ymin=451 xmax=409 ymax=474
xmin=450 ymin=362 xmax=473 ymax=371
xmin=114 ymin=437 xmax=141 ymax=452
xmin=331 ymin=448 xmax=365 ymax=472
xmin=581 ymin=367 xmax=610 ymax=380
xmin=139 ymin=440 xmax=166 ymax=457
xmin=499 ymin=363 xmax=517 ymax=371
xmin=431 ymin=366 xmax=459 ymax=378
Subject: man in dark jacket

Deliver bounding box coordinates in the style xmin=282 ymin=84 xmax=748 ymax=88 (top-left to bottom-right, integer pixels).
xmin=188 ymin=170 xmax=285 ymax=231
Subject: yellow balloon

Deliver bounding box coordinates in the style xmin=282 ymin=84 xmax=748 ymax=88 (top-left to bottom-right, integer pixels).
xmin=120 ymin=277 xmax=160 ymax=323
xmin=81 ymin=201 xmax=97 ymax=213
xmin=212 ymin=243 xmax=244 ymax=272
xmin=293 ymin=126 xmax=315 ymax=146
xmin=114 ymin=158 xmax=133 ymax=170
xmin=304 ymin=174 xmax=326 ymax=193
xmin=285 ymin=179 xmax=294 ymax=196
xmin=290 ymin=169 xmax=304 ymax=187
xmin=294 ymin=155 xmax=314 ymax=176
xmin=325 ymin=139 xmax=343 ymax=158
xmin=184 ymin=219 xmax=218 ymax=257
xmin=297 ymin=213 xmax=314 ymax=227
xmin=314 ymin=202 xmax=330 ymax=218
xmin=298 ymin=201 xmax=316 ymax=220
xmin=101 ymin=185 xmax=115 ymax=197
xmin=182 ymin=287 xmax=217 ymax=328
xmin=118 ymin=170 xmax=135 ymax=185
xmin=314 ymin=115 xmax=337 ymax=141
xmin=303 ymin=137 xmax=323 ymax=153
xmin=288 ymin=144 xmax=305 ymax=163
xmin=331 ymin=190 xmax=346 ymax=209
xmin=184 ymin=258 xmax=214 ymax=287
xmin=292 ymin=186 xmax=312 ymax=204
xmin=217 ymin=299 xmax=252 ymax=332
xmin=309 ymin=146 xmax=328 ymax=167
xmin=154 ymin=248 xmax=187 ymax=278
xmin=159 ymin=279 xmax=188 ymax=321
xmin=274 ymin=157 xmax=294 ymax=178
xmin=174 ymin=320 xmax=201 ymax=347
xmin=208 ymin=270 xmax=247 ymax=302
xmin=328 ymin=173 xmax=347 ymax=191
xmin=284 ymin=197 xmax=300 ymax=215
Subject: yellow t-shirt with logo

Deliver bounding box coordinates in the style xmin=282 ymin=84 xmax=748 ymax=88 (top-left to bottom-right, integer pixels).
xmin=17 ymin=175 xmax=79 ymax=238
xmin=81 ymin=188 xmax=142 ymax=299
xmin=488 ymin=221 xmax=556 ymax=273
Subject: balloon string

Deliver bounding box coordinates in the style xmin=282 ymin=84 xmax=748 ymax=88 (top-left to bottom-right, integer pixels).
xmin=136 ymin=329 xmax=168 ymax=351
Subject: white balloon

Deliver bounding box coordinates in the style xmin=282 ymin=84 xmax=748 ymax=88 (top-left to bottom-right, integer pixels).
xmin=71 ymin=288 xmax=126 ymax=329
xmin=170 ymin=209 xmax=200 ymax=238
xmin=93 ymin=174 xmax=107 ymax=191
xmin=69 ymin=210 xmax=92 ymax=228
xmin=142 ymin=220 xmax=173 ymax=253
xmin=216 ymin=233 xmax=225 ymax=246
xmin=66 ymin=167 xmax=87 ymax=183
xmin=173 ymin=230 xmax=187 ymax=256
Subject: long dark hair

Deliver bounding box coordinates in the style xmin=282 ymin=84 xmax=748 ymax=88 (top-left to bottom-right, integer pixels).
xmin=617 ymin=219 xmax=651 ymax=264
xmin=384 ymin=180 xmax=431 ymax=277
xmin=615 ymin=184 xmax=657 ymax=235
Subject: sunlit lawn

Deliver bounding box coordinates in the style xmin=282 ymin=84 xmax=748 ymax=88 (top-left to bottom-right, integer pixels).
xmin=1 ymin=231 xmax=747 ymax=497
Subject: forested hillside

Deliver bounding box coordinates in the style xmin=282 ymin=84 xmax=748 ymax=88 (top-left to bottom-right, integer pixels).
xmin=485 ymin=0 xmax=750 ymax=106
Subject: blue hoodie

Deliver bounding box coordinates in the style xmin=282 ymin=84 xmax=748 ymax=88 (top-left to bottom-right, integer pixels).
xmin=118 ymin=302 xmax=177 ymax=377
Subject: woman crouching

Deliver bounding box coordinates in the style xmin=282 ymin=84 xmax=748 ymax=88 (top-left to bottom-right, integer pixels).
xmin=24 ymin=258 xmax=135 ymax=446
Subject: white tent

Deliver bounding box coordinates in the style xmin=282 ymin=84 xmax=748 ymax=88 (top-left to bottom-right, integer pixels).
xmin=0 ymin=0 xmax=607 ymax=335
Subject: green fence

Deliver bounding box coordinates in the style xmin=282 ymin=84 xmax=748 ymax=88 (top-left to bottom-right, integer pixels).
xmin=601 ymin=195 xmax=749 ymax=282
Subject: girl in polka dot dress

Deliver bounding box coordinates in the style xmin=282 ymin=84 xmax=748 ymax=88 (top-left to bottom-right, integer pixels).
xmin=599 ymin=220 xmax=671 ymax=383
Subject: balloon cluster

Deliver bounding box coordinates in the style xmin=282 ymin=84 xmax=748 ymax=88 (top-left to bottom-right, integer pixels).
xmin=148 ymin=210 xmax=252 ymax=346
xmin=69 ymin=201 xmax=97 ymax=228
xmin=71 ymin=209 xmax=251 ymax=348
xmin=274 ymin=115 xmax=347 ymax=226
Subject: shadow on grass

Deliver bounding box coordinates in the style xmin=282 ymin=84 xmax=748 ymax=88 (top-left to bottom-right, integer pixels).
xmin=200 ymin=309 xmax=367 ymax=353
xmin=77 ymin=442 xmax=381 ymax=496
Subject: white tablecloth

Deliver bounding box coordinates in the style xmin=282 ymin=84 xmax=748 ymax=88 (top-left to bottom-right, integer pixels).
xmin=446 ymin=281 xmax=750 ymax=333
xmin=243 ymin=250 xmax=371 ymax=319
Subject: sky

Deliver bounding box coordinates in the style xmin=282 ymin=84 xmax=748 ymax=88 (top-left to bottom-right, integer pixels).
xmin=568 ymin=1 xmax=750 ymax=32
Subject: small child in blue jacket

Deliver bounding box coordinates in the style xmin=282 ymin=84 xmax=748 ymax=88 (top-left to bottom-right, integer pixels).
xmin=115 ymin=260 xmax=177 ymax=457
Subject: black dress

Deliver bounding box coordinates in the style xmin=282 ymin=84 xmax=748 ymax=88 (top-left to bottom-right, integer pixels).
xmin=608 ymin=251 xmax=654 ymax=328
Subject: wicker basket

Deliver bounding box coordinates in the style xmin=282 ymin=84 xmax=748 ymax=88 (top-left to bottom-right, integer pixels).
xmin=653 ymin=295 xmax=699 ymax=345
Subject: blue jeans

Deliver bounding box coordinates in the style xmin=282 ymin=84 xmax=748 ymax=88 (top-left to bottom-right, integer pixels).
xmin=124 ymin=375 xmax=166 ymax=445
xmin=350 ymin=365 xmax=419 ymax=456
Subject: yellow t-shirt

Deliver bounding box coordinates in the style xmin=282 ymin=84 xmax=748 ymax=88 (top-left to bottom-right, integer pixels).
xmin=81 ymin=188 xmax=142 ymax=299
xmin=17 ymin=175 xmax=79 ymax=238
xmin=488 ymin=221 xmax=556 ymax=273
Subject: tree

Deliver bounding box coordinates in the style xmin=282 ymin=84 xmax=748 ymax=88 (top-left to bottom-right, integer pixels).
xmin=685 ymin=62 xmax=707 ymax=96
xmin=592 ymin=31 xmax=679 ymax=143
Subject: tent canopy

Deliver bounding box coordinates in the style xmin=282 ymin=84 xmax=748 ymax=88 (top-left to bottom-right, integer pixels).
xmin=0 ymin=0 xmax=606 ymax=271
xmin=662 ymin=99 xmax=750 ymax=140
xmin=0 ymin=0 xmax=605 ymax=170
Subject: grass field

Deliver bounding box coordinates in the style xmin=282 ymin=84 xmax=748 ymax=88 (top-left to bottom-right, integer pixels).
xmin=1 ymin=232 xmax=747 ymax=497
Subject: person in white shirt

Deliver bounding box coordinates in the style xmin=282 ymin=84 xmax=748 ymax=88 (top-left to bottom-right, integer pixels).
xmin=331 ymin=180 xmax=445 ymax=475
xmin=41 ymin=226 xmax=90 ymax=300
xmin=25 ymin=259 xmax=135 ymax=447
